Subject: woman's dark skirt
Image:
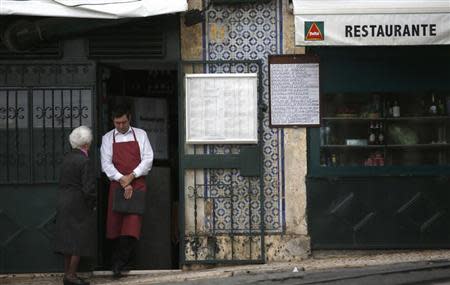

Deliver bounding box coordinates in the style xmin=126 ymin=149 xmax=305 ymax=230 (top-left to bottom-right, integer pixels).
xmin=55 ymin=189 xmax=96 ymax=257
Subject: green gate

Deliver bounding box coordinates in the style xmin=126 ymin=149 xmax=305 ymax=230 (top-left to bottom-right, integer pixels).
xmin=0 ymin=62 xmax=96 ymax=273
xmin=179 ymin=60 xmax=266 ymax=265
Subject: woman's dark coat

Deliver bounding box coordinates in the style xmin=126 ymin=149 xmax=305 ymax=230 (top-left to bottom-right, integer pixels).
xmin=55 ymin=149 xmax=97 ymax=257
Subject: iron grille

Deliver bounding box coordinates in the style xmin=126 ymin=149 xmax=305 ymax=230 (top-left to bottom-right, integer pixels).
xmin=180 ymin=60 xmax=265 ymax=265
xmin=0 ymin=87 xmax=93 ymax=184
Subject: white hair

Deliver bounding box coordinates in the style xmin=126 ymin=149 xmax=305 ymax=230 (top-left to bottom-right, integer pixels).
xmin=69 ymin=126 xmax=93 ymax=149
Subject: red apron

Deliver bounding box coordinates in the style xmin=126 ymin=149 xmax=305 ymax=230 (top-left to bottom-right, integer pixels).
xmin=106 ymin=128 xmax=147 ymax=240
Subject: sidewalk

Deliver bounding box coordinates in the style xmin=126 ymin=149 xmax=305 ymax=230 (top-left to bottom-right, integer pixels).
xmin=2 ymin=250 xmax=450 ymax=284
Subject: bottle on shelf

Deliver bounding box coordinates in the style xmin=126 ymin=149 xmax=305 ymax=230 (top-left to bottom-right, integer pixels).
xmin=364 ymin=152 xmax=384 ymax=167
xmin=420 ymin=98 xmax=428 ymax=116
xmin=437 ymin=126 xmax=446 ymax=143
xmin=331 ymin=153 xmax=338 ymax=166
xmin=324 ymin=123 xmax=331 ymax=145
xmin=320 ymin=152 xmax=327 ymax=166
xmin=446 ymin=96 xmax=450 ymax=115
xmin=374 ymin=122 xmax=380 ymax=144
xmin=320 ymin=126 xmax=325 ymax=145
xmin=429 ymin=93 xmax=437 ymax=115
xmin=378 ymin=122 xmax=384 ymax=145
xmin=320 ymin=151 xmax=331 ymax=166
xmin=368 ymin=121 xmax=376 ymax=145
xmin=375 ymin=152 xmax=385 ymax=166
xmin=373 ymin=93 xmax=381 ymax=115
xmin=326 ymin=152 xmax=332 ymax=166
xmin=438 ymin=98 xmax=445 ymax=115
xmin=386 ymin=100 xmax=393 ymax=117
xmin=392 ymin=100 xmax=400 ymax=117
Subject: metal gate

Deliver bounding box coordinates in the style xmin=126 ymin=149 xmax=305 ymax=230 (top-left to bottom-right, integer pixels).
xmin=179 ymin=60 xmax=265 ymax=265
xmin=0 ymin=62 xmax=96 ymax=273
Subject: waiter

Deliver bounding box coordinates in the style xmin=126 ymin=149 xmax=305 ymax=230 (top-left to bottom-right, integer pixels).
xmin=100 ymin=104 xmax=154 ymax=278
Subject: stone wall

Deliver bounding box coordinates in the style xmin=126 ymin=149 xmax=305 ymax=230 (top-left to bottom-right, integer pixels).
xmin=180 ymin=0 xmax=310 ymax=263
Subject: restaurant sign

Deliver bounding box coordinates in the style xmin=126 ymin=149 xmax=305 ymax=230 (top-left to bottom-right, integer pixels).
xmin=293 ymin=0 xmax=450 ymax=46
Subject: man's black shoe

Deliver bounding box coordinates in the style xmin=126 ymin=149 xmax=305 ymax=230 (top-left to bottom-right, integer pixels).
xmin=112 ymin=263 xmax=123 ymax=279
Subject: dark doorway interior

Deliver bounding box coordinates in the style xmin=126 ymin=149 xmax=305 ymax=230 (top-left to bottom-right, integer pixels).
xmin=97 ymin=65 xmax=179 ymax=269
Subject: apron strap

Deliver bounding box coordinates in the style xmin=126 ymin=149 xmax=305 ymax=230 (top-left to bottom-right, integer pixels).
xmin=113 ymin=128 xmax=138 ymax=143
xmin=131 ymin=127 xmax=138 ymax=142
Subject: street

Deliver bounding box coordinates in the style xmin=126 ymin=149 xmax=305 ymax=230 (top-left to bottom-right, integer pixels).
xmin=161 ymin=260 xmax=450 ymax=285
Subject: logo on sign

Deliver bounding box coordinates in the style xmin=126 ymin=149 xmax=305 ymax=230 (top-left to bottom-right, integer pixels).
xmin=305 ymin=22 xmax=324 ymax=41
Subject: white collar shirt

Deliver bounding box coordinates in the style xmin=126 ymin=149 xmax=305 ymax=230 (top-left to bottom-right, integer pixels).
xmin=100 ymin=126 xmax=154 ymax=181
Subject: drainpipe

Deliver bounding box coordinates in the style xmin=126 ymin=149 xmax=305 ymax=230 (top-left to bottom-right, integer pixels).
xmin=1 ymin=17 xmax=134 ymax=52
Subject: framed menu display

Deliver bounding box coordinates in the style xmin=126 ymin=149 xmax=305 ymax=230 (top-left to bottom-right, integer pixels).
xmin=185 ymin=73 xmax=258 ymax=144
xmin=269 ymin=55 xmax=320 ymax=127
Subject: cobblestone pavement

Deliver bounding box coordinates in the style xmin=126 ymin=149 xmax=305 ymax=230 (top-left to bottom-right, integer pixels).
xmin=2 ymin=250 xmax=450 ymax=284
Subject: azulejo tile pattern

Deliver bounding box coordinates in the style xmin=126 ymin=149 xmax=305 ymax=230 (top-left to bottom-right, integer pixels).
xmin=202 ymin=0 xmax=284 ymax=233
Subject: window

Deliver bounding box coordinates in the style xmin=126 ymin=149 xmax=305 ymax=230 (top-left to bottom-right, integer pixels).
xmin=320 ymin=92 xmax=450 ymax=167
xmin=0 ymin=88 xmax=93 ymax=183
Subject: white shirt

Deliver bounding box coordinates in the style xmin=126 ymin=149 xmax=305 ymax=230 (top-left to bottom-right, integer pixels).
xmin=100 ymin=126 xmax=154 ymax=182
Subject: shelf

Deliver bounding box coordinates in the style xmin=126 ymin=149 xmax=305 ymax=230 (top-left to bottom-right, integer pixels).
xmin=387 ymin=144 xmax=450 ymax=149
xmin=323 ymin=116 xmax=450 ymax=122
xmin=318 ymin=92 xmax=450 ymax=170
xmin=321 ymin=143 xmax=450 ymax=149
xmin=385 ymin=116 xmax=450 ymax=121
xmin=321 ymin=145 xmax=384 ymax=149
xmin=322 ymin=117 xmax=380 ymax=121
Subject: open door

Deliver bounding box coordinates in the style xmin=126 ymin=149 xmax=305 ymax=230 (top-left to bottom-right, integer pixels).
xmin=97 ymin=64 xmax=179 ymax=269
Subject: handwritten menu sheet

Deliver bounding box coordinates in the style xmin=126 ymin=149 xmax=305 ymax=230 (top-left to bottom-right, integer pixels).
xmin=269 ymin=58 xmax=320 ymax=127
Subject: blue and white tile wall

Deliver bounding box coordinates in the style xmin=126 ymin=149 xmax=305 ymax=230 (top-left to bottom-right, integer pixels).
xmin=202 ymin=0 xmax=285 ymax=233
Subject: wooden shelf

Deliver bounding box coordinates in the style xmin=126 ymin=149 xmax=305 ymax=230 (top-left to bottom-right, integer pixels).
xmin=321 ymin=145 xmax=383 ymax=149
xmin=322 ymin=117 xmax=379 ymax=121
xmin=321 ymin=144 xmax=450 ymax=149
xmin=384 ymin=116 xmax=450 ymax=121
xmin=387 ymin=143 xmax=450 ymax=149
xmin=323 ymin=116 xmax=450 ymax=122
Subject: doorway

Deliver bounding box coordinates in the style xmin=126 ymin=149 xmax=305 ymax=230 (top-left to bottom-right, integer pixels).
xmin=97 ymin=64 xmax=179 ymax=269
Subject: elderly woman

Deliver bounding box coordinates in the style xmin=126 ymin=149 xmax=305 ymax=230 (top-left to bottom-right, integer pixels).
xmin=55 ymin=126 xmax=96 ymax=285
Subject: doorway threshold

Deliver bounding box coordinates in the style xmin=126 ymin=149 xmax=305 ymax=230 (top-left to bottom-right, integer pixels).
xmin=93 ymin=269 xmax=181 ymax=276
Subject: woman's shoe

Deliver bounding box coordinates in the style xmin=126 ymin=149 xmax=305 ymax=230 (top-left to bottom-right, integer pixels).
xmin=63 ymin=275 xmax=90 ymax=285
xmin=78 ymin=276 xmax=90 ymax=284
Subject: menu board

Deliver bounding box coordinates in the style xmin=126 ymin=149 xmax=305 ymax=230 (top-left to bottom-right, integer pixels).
xmin=185 ymin=73 xmax=258 ymax=144
xmin=269 ymin=55 xmax=320 ymax=127
xmin=134 ymin=97 xmax=168 ymax=159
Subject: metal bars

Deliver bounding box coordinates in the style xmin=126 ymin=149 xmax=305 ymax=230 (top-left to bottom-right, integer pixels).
xmin=0 ymin=87 xmax=93 ymax=184
xmin=179 ymin=60 xmax=265 ymax=265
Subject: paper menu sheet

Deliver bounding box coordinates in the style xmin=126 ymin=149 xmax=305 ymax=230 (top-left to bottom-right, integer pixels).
xmin=185 ymin=73 xmax=258 ymax=144
xmin=270 ymin=63 xmax=320 ymax=126
xmin=134 ymin=97 xmax=168 ymax=160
